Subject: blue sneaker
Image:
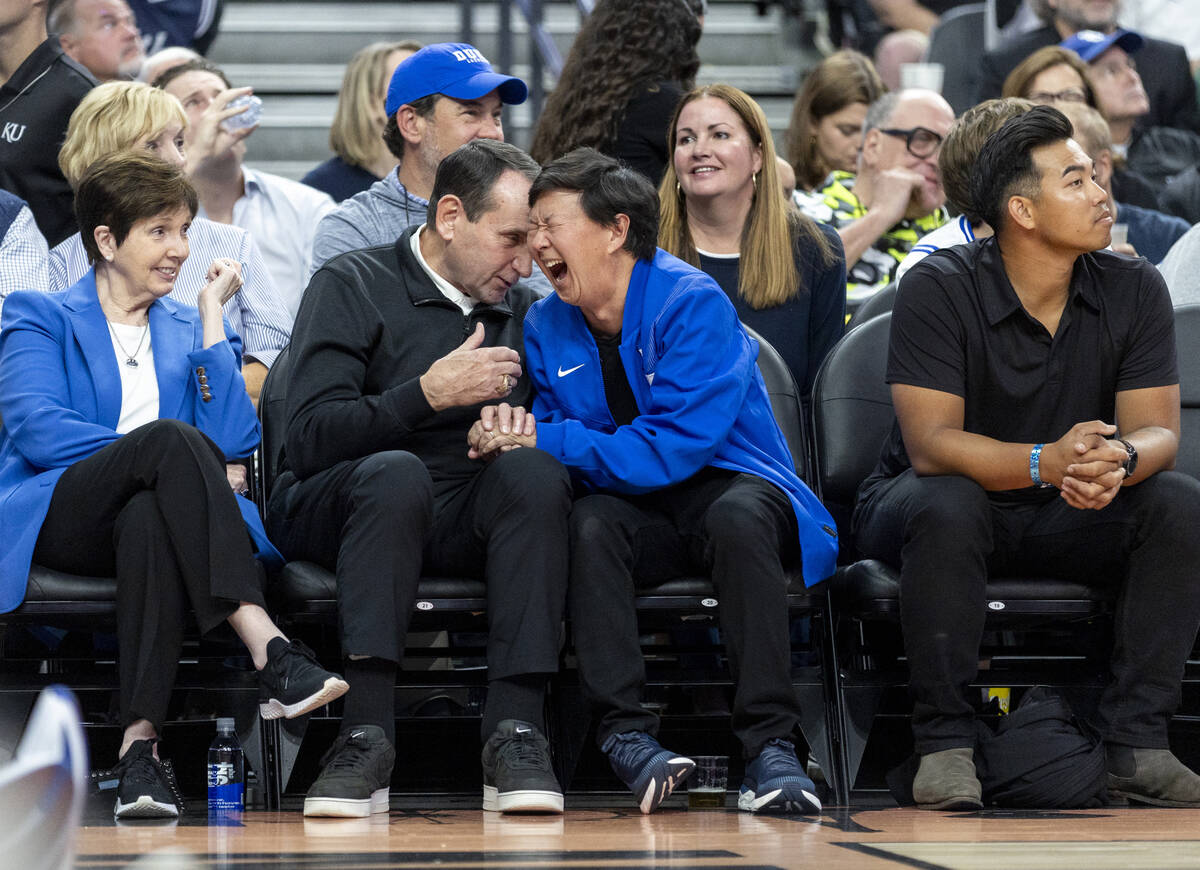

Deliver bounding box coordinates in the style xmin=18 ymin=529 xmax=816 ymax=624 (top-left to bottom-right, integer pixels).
xmin=738 ymin=738 xmax=822 ymax=814
xmin=602 ymin=731 xmax=695 ymax=814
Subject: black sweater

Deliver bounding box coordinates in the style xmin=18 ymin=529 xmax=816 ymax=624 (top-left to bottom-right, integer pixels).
xmin=280 ymin=227 xmax=537 ymax=496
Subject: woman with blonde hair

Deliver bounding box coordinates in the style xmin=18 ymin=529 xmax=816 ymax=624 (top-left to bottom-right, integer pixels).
xmin=785 ymin=50 xmax=886 ymax=193
xmin=660 ymin=84 xmax=846 ymax=405
xmin=302 ymin=40 xmax=422 ymax=201
xmin=48 ymin=80 xmax=290 ymax=404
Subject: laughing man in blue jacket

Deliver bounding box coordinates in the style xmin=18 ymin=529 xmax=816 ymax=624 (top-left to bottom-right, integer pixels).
xmin=468 ymin=148 xmax=838 ymax=816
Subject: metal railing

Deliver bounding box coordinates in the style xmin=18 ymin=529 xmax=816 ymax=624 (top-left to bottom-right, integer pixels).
xmin=458 ymin=0 xmax=584 ymax=121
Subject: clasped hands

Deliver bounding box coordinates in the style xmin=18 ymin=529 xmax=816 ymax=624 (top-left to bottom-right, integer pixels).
xmin=468 ymin=403 xmax=537 ymax=460
xmin=1044 ymin=420 xmax=1128 ymax=510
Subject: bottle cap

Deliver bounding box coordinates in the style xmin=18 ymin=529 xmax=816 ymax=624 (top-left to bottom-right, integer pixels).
xmin=216 ymin=717 xmax=236 ymax=732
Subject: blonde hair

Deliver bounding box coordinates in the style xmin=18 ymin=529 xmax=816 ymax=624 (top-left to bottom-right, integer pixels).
xmin=58 ymin=81 xmax=188 ymax=189
xmin=1057 ymin=102 xmax=1112 ymax=155
xmin=330 ymin=40 xmax=422 ymax=168
xmin=658 ymin=84 xmax=833 ymax=310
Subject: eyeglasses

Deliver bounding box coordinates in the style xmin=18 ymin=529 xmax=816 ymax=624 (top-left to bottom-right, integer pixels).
xmin=1028 ymin=88 xmax=1089 ymax=105
xmin=878 ymin=126 xmax=944 ymax=158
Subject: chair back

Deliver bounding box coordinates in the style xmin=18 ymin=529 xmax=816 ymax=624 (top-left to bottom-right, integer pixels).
xmin=257 ymin=343 xmax=292 ymax=501
xmin=848 ymin=281 xmax=897 ymax=329
xmin=1175 ymin=304 xmax=1200 ymax=479
xmin=811 ymin=312 xmax=894 ymax=521
xmin=743 ymin=324 xmax=811 ymax=482
xmin=925 ymin=3 xmax=987 ymax=115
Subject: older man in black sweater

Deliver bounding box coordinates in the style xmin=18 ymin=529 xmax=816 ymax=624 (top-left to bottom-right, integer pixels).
xmin=268 ymin=139 xmax=569 ymax=819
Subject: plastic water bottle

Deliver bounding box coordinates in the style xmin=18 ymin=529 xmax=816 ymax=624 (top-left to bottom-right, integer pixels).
xmin=207 ymin=718 xmax=245 ymax=812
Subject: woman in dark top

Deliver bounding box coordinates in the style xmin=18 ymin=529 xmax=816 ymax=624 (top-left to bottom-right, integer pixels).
xmin=529 ymin=0 xmax=703 ymax=185
xmin=302 ymin=40 xmax=420 ymax=202
xmin=659 ymin=84 xmax=847 ymax=405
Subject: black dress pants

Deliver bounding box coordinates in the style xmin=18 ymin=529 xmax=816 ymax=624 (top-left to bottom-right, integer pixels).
xmin=854 ymin=469 xmax=1200 ymax=754
xmin=569 ymin=468 xmax=801 ymax=760
xmin=266 ymin=447 xmax=571 ymax=678
xmin=32 ymin=419 xmax=266 ymax=731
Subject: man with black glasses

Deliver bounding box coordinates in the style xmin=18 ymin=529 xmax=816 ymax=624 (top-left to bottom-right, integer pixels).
xmin=796 ymin=89 xmax=955 ymax=307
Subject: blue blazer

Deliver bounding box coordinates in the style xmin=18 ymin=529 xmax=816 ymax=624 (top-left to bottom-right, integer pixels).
xmin=0 ymin=270 xmax=281 ymax=614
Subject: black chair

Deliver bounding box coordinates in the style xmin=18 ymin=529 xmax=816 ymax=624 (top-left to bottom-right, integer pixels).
xmin=1173 ymin=305 xmax=1200 ymax=479
xmin=925 ymin=4 xmax=987 ymax=115
xmin=810 ymin=312 xmax=1114 ymax=797
xmin=846 ymin=281 xmax=897 ymax=330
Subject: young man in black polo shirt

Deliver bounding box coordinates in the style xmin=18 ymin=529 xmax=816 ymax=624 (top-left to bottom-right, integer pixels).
xmin=0 ymin=0 xmax=96 ymax=247
xmin=853 ymin=105 xmax=1200 ymax=810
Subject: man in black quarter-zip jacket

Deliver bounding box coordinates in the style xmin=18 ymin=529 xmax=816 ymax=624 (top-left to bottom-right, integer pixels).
xmin=268 ymin=139 xmax=570 ymax=820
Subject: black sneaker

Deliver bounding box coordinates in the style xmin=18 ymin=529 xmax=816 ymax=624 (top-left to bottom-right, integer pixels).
xmin=112 ymin=739 xmax=183 ymax=819
xmin=481 ymin=720 xmax=563 ymax=813
xmin=601 ymin=730 xmax=695 ymax=814
xmin=303 ymin=725 xmax=396 ymax=818
xmin=258 ymin=638 xmax=349 ymax=720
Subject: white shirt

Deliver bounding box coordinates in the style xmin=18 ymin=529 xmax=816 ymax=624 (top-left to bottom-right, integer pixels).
xmin=108 ymin=320 xmax=159 ymax=434
xmin=0 ymin=205 xmax=51 ymax=313
xmin=214 ymin=166 xmax=335 ymax=320
xmin=411 ymin=224 xmax=477 ymax=316
xmin=48 ymin=217 xmax=291 ymax=367
xmin=895 ymin=215 xmax=978 ymax=284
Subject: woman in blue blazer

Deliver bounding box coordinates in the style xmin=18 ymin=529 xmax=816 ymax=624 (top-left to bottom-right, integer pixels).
xmin=0 ymin=153 xmax=347 ymax=819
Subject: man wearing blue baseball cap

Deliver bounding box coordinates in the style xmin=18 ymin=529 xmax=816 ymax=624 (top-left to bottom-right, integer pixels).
xmin=310 ymin=43 xmax=528 ymax=276
xmin=977 ymin=0 xmax=1198 ymax=133
xmin=1061 ymin=27 xmax=1200 ymax=211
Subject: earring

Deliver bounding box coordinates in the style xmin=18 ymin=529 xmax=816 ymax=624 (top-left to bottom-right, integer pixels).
xmin=752 ymin=172 xmax=759 ymax=188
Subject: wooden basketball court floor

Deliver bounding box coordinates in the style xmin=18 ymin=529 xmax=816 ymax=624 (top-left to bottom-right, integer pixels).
xmin=73 ymin=795 xmax=1200 ymax=869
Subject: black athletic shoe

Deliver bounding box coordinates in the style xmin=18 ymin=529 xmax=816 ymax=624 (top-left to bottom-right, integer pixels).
xmin=481 ymin=720 xmax=563 ymax=813
xmin=602 ymin=730 xmax=695 ymax=814
xmin=112 ymin=739 xmax=183 ymax=819
xmin=258 ymin=638 xmax=349 ymax=720
xmin=303 ymin=725 xmax=396 ymax=818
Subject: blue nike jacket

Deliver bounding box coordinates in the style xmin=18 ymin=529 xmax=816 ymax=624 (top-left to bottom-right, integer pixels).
xmin=524 ymin=249 xmax=838 ymax=586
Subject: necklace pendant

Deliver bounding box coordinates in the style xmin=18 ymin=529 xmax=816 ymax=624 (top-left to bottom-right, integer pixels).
xmin=124 ymin=357 xmax=139 ymax=368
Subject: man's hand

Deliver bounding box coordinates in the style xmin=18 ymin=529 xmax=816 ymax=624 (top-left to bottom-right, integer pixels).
xmin=420 ymin=323 xmax=522 ymax=411
xmin=467 ymin=403 xmax=536 ymax=459
xmin=185 ymin=86 xmax=256 ymax=174
xmin=226 ymin=463 xmax=249 ymax=495
xmin=869 ymin=167 xmax=928 ymax=226
xmin=1045 ymin=420 xmax=1125 ymax=510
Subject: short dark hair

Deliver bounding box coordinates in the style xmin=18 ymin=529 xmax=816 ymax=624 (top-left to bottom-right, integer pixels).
xmin=426 ymin=139 xmax=540 ymax=225
xmin=970 ymin=105 xmax=1074 ymax=233
xmin=383 ymin=93 xmax=439 ymax=160
xmin=75 ymin=153 xmax=198 ymax=264
xmin=529 ymin=147 xmax=658 ymax=262
xmin=152 ymin=57 xmax=233 ymax=91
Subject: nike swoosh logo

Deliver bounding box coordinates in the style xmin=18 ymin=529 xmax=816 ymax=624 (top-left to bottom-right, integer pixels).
xmin=557 ymin=363 xmax=585 ymax=377
xmin=515 ymin=727 xmax=531 ymax=734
